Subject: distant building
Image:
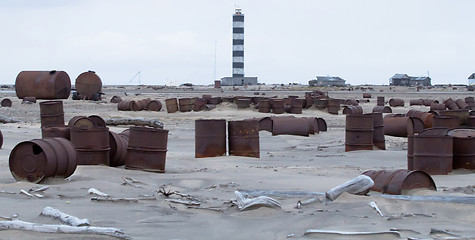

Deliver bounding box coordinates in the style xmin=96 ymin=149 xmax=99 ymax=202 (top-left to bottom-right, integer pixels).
xmin=309 ymin=76 xmax=346 ymax=87
xmin=389 ymin=74 xmax=431 ymax=86
xmin=221 ymin=8 xmax=258 ymax=86
xmin=468 ymin=73 xmax=475 ymax=85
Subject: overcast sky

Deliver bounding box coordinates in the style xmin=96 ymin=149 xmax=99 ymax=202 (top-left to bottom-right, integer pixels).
xmin=1 ymin=0 xmax=474 ymax=86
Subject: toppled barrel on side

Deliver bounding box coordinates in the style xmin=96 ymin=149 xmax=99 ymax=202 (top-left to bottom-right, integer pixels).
xmin=15 ymin=70 xmax=71 ymax=99
xmin=363 ymin=169 xmax=436 ymax=195
xmin=372 ymin=106 xmax=392 ymax=113
xmin=272 ymin=116 xmax=310 ymax=137
xmin=389 ymin=98 xmax=404 ymax=107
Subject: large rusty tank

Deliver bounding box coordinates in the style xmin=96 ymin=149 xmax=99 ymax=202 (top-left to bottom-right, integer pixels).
xmin=15 ymin=70 xmax=71 ymax=99
xmin=75 ymin=71 xmax=102 ymax=100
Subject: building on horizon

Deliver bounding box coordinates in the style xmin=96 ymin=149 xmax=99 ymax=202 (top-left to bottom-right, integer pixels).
xmin=309 ymin=76 xmax=346 ymax=87
xmin=468 ymin=73 xmax=475 ymax=85
xmin=221 ymin=8 xmax=258 ymax=86
xmin=389 ymin=74 xmax=431 ymax=86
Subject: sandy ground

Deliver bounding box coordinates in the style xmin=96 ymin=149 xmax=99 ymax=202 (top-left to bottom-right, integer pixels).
xmin=0 ymin=85 xmax=473 ymax=240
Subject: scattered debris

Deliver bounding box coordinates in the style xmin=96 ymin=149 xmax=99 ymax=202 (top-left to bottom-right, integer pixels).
xmin=91 ymin=196 xmax=156 ymax=202
xmin=325 ymin=175 xmax=374 ymax=201
xmin=303 ymin=229 xmax=400 ymax=238
xmin=234 ymin=191 xmax=281 ymax=211
xmin=41 ymin=206 xmax=90 ymax=227
xmin=122 ymin=177 xmax=145 ymax=188
xmin=105 ymin=118 xmax=164 ymax=129
xmin=20 ymin=190 xmax=35 ymax=198
xmin=88 ymin=188 xmax=109 ymax=197
xmin=165 ymin=199 xmax=201 ymax=206
xmin=29 ymin=186 xmax=49 ymax=193
xmin=369 ymin=201 xmax=384 ymax=217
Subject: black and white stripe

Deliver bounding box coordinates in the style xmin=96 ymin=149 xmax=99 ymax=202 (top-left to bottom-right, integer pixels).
xmin=232 ymin=9 xmax=244 ymax=77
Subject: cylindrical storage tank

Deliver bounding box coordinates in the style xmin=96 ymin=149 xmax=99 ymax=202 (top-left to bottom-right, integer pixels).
xmin=327 ymin=99 xmax=340 ymax=115
xmin=272 ymin=116 xmax=310 ymax=136
xmin=362 ymin=170 xmax=436 ymax=195
xmin=110 ymin=96 xmax=123 ymax=103
xmin=68 ymin=116 xmax=95 ymax=128
xmin=362 ymin=93 xmax=371 ymax=98
xmin=125 ymin=127 xmax=169 ymax=172
xmin=372 ymin=112 xmax=385 ymax=150
xmin=165 ymin=98 xmax=178 ymax=113
xmin=413 ymin=135 xmax=453 ymax=175
xmin=290 ymin=99 xmax=304 ymax=114
xmin=15 ymin=70 xmax=71 ymax=99
xmin=258 ymin=99 xmax=270 ymax=113
xmin=195 ymin=119 xmax=226 ymax=158
xmin=41 ymin=126 xmax=71 ymax=140
xmin=432 ymin=115 xmax=460 ymax=128
xmin=271 ymin=99 xmax=285 ymax=114
xmin=70 ymin=127 xmax=110 ymax=166
xmin=439 ymin=109 xmax=469 ymax=126
xmin=88 ymin=115 xmax=106 ymax=127
xmin=1 ymin=99 xmax=12 ymax=107
xmin=314 ymin=98 xmax=328 ymax=110
xmin=147 ymin=100 xmax=162 ymax=111
xmin=117 ymin=100 xmax=138 ymax=111
xmin=228 ymin=120 xmax=259 ymax=158
xmin=447 ymin=128 xmax=475 ymax=170
xmin=343 ymin=105 xmax=363 ymax=115
xmin=377 ymin=96 xmax=385 ymax=106
xmin=9 ymin=138 xmax=77 ymax=183
xmin=410 ymin=99 xmax=424 ymax=106
xmin=430 ymin=103 xmax=446 ymax=111
xmin=372 ymin=106 xmax=392 ymax=113
xmin=455 ymin=99 xmax=470 ymax=110
xmin=345 ymin=114 xmax=374 ymax=152
xmin=39 ymin=100 xmax=65 ymax=128
xmin=389 ymin=98 xmax=404 ymax=107
xmin=236 ymin=98 xmax=251 ymax=109
xmin=407 ymin=135 xmax=414 ymax=170
xmin=444 ymin=98 xmax=459 ymax=110
xmin=75 ymin=71 xmax=102 ymax=100
xmin=214 ymin=80 xmax=221 ymax=88
xmin=109 ymin=131 xmax=128 ymax=167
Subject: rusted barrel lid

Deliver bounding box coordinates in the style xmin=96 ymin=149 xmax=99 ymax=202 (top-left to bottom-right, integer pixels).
xmin=447 ymin=128 xmax=475 ymax=138
xmin=88 ymin=115 xmax=106 ymax=127
xmin=363 ymin=169 xmax=436 ymax=195
xmin=147 ymin=100 xmax=162 ymax=111
xmin=68 ymin=116 xmax=95 ymax=128
xmin=418 ymin=127 xmax=449 ymax=136
xmin=317 ymin=118 xmax=327 ymax=132
xmin=1 ymin=98 xmax=12 ymax=107
xmin=0 ymin=130 xmax=3 ymax=149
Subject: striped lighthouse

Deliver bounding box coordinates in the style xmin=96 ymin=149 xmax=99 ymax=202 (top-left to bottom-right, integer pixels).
xmin=232 ymin=8 xmax=245 ymax=78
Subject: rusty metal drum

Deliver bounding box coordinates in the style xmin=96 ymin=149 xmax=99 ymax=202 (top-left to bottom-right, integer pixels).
xmin=117 ymin=100 xmax=138 ymax=111
xmin=193 ymin=98 xmax=207 ymax=112
xmin=39 ymin=100 xmax=65 ymax=128
xmin=258 ymin=99 xmax=270 ymax=113
xmin=343 ymin=105 xmax=363 ymax=115
xmin=439 ymin=109 xmax=469 ymax=125
xmin=22 ymin=96 xmax=37 ymax=104
xmin=413 ymin=135 xmax=453 ymax=175
xmin=345 ymin=99 xmax=359 ymax=106
xmin=363 ymin=169 xmax=436 ymax=195
xmin=363 ymin=93 xmax=371 ymax=98
xmin=409 ymin=99 xmax=424 ymax=106
xmin=75 ymin=71 xmax=102 ymax=100
xmin=147 ymin=100 xmax=162 ymax=111
xmin=15 ymin=70 xmax=71 ymax=99
xmin=228 ymin=120 xmax=259 ymax=158
xmin=9 ymin=138 xmax=77 ymax=183
xmin=407 ymin=135 xmax=414 ymax=170
xmin=389 ymin=98 xmax=404 ymax=107
xmin=465 ymin=97 xmax=475 ymax=109
xmin=372 ymin=112 xmax=385 ymax=150
xmin=468 ymin=116 xmax=475 ymax=127
xmin=406 ymin=110 xmax=434 ymax=128
xmin=455 ymin=99 xmax=470 ymax=110
xmin=290 ymin=99 xmax=304 ymax=114
xmin=345 ymin=114 xmax=374 ymax=151
xmin=195 ymin=119 xmax=226 ymax=158
xmin=70 ymin=127 xmax=110 ymax=165
xmin=258 ymin=117 xmax=273 ymax=132
xmin=109 ymin=131 xmax=128 ymax=167
xmin=41 ymin=126 xmax=71 ymax=140
xmin=236 ymin=98 xmax=251 ymax=109
xmin=430 ymin=103 xmax=446 ymax=111
xmin=372 ymin=106 xmax=392 ymax=113
xmin=447 ymin=128 xmax=475 ymax=169
xmin=88 ymin=115 xmax=106 ymax=127
xmin=314 ymin=98 xmax=328 ymax=110
xmin=165 ymin=98 xmax=178 ymax=113
xmin=327 ymin=99 xmax=340 ymax=115
xmin=317 ymin=118 xmax=327 ymax=132
xmin=125 ymin=126 xmax=169 ymax=172
xmin=384 ymin=116 xmax=424 ymax=137
xmin=377 ymin=96 xmax=384 ymax=106
xmin=178 ymin=98 xmax=193 ymax=112
xmin=432 ymin=115 xmax=460 ymax=128
xmin=272 ymin=116 xmax=310 ymax=136
xmin=110 ymin=96 xmax=123 ymax=103
xmin=1 ymin=99 xmax=12 ymax=107
xmin=305 ymin=117 xmax=319 ymax=134
xmin=444 ymin=98 xmax=459 ymax=110
xmin=134 ymin=100 xmax=146 ymax=111
xmin=271 ymin=99 xmax=285 ymax=114
xmin=68 ymin=116 xmax=95 ymax=128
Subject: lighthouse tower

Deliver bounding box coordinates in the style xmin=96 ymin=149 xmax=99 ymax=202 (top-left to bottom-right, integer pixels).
xmin=221 ymin=8 xmax=258 ymax=86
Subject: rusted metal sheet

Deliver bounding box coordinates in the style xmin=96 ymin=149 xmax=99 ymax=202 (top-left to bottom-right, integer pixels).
xmin=195 ymin=119 xmax=226 ymax=158
xmin=376 ymin=96 xmax=384 ymax=106
xmin=9 ymin=138 xmax=77 ymax=183
xmin=41 ymin=126 xmax=71 ymax=140
xmin=109 ymin=131 xmax=128 ymax=167
xmin=372 ymin=106 xmax=392 ymax=113
xmin=272 ymin=116 xmax=310 ymax=137
xmin=125 ymin=126 xmax=169 ymax=172
xmin=432 ymin=115 xmax=460 ymax=128
xmin=345 ymin=114 xmax=374 ymax=152
xmin=165 ymin=98 xmax=178 ymax=113
xmin=413 ymin=135 xmax=453 ymax=175
xmin=39 ymin=100 xmax=65 ymax=128
xmin=110 ymin=96 xmax=123 ymax=103
xmin=363 ymin=169 xmax=436 ymax=195
xmin=1 ymin=99 xmax=12 ymax=107
xmin=117 ymin=100 xmax=138 ymax=111
xmin=455 ymin=99 xmax=470 ymax=110
xmin=236 ymin=98 xmax=251 ymax=109
xmin=327 ymin=98 xmax=340 ymax=115
xmin=228 ymin=120 xmax=259 ymax=158
xmin=444 ymin=98 xmax=459 ymax=110
xmin=147 ymin=100 xmax=162 ymax=111
xmin=15 ymin=70 xmax=71 ymax=99
xmin=75 ymin=71 xmax=102 ymax=100
xmin=68 ymin=116 xmax=94 ymax=128
xmin=342 ymin=105 xmax=363 ymax=115
xmin=70 ymin=127 xmax=110 ymax=166
xmin=447 ymin=128 xmax=475 ymax=169
xmin=317 ymin=118 xmax=327 ymax=132
xmin=271 ymin=99 xmax=285 ymax=114
xmin=389 ymin=98 xmax=404 ymax=107
xmin=384 ymin=116 xmax=424 ymax=137
xmin=258 ymin=99 xmax=270 ymax=113
xmin=372 ymin=112 xmax=385 ymax=150
xmin=439 ymin=109 xmax=469 ymax=126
